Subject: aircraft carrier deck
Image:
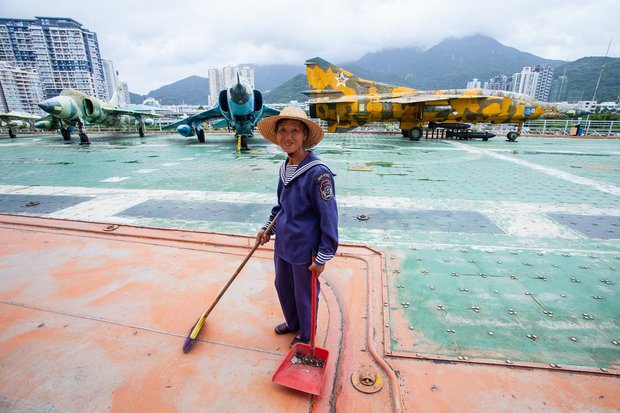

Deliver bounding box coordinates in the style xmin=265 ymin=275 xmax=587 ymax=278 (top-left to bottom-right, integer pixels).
xmin=0 ymin=133 xmax=618 ymax=412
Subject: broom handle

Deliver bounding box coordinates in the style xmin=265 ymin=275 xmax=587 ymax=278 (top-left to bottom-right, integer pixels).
xmin=310 ymin=258 xmax=317 ymax=355
xmin=203 ymin=213 xmax=279 ymax=319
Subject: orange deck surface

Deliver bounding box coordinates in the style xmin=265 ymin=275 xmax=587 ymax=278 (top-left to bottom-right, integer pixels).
xmin=0 ymin=214 xmax=617 ymax=412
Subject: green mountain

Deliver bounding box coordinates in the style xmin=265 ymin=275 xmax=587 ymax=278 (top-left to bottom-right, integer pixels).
xmin=131 ymin=75 xmax=210 ymax=105
xmin=351 ymin=35 xmax=564 ymax=90
xmin=250 ymin=64 xmax=304 ymax=91
xmin=552 ymin=57 xmax=620 ymax=102
xmin=263 ymin=74 xmax=308 ymax=103
xmin=130 ymin=35 xmax=620 ymax=105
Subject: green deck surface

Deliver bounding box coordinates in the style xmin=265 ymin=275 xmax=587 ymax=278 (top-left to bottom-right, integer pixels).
xmin=1 ymin=132 xmax=618 ymax=371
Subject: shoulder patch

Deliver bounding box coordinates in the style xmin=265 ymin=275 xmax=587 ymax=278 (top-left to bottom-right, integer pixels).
xmin=317 ymin=173 xmax=333 ymax=201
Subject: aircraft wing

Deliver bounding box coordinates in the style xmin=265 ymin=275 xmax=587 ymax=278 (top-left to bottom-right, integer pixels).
xmin=261 ymin=106 xmax=280 ymax=117
xmin=102 ymin=107 xmax=161 ymax=117
xmin=162 ymin=106 xmax=222 ymax=130
xmin=211 ymin=119 xmax=229 ymax=129
xmin=0 ymin=112 xmax=41 ymax=121
xmin=379 ymin=94 xmax=488 ymax=104
xmin=307 ymin=95 xmax=361 ymax=104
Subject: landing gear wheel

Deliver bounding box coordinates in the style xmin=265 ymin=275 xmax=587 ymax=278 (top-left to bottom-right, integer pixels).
xmin=8 ymin=127 xmax=16 ymax=138
xmin=79 ymin=132 xmax=90 ymax=145
xmin=240 ymin=135 xmax=249 ymax=151
xmin=507 ymin=131 xmax=519 ymax=142
xmin=409 ymin=127 xmax=423 ymax=141
xmin=197 ymin=129 xmax=205 ymax=143
xmin=61 ymin=128 xmax=71 ymax=141
xmin=138 ymin=125 xmax=145 ymax=137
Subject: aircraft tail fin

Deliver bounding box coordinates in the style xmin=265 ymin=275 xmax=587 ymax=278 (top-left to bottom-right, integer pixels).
xmin=109 ymin=85 xmax=122 ymax=106
xmin=304 ymin=57 xmax=407 ymax=98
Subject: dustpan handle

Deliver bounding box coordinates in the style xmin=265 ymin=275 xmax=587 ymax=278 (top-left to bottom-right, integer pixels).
xmin=310 ymin=256 xmax=317 ymax=354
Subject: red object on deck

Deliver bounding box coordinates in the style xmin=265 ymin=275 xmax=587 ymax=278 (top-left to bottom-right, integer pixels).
xmin=273 ymin=268 xmax=329 ymax=395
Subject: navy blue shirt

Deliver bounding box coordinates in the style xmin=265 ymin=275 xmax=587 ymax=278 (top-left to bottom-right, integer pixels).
xmin=266 ymin=151 xmax=339 ymax=265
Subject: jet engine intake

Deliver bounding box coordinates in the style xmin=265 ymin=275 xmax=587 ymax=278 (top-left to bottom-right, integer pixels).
xmin=253 ymin=90 xmax=263 ymax=112
xmin=83 ymin=98 xmax=104 ymax=121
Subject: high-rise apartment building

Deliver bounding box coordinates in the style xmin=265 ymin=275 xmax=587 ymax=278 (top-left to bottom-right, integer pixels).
xmin=466 ymin=78 xmax=481 ymax=89
xmin=0 ymin=61 xmax=44 ymax=113
xmin=208 ymin=65 xmax=255 ymax=106
xmin=483 ymin=74 xmax=511 ymax=91
xmin=207 ymin=67 xmax=224 ymax=107
xmin=511 ymin=65 xmax=554 ymax=101
xmin=511 ymin=66 xmax=539 ymax=97
xmin=533 ymin=65 xmax=554 ymax=102
xmin=102 ymin=59 xmax=119 ymax=101
xmin=0 ymin=16 xmax=107 ymax=100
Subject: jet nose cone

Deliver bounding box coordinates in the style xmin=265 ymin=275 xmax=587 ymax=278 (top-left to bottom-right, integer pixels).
xmin=230 ymin=83 xmax=250 ymax=105
xmin=38 ymin=99 xmax=61 ymax=115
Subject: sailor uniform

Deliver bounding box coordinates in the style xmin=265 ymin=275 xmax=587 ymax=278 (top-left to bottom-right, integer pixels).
xmin=265 ymin=151 xmax=338 ymax=341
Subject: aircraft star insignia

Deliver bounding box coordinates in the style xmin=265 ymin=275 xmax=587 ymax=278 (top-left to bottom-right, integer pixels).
xmin=335 ymin=72 xmax=349 ymax=86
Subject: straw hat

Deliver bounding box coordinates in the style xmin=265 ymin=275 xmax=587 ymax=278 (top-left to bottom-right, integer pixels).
xmin=257 ymin=106 xmax=324 ymax=149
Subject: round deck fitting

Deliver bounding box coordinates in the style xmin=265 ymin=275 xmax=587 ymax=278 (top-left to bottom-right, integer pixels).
xmin=351 ymin=365 xmax=383 ymax=394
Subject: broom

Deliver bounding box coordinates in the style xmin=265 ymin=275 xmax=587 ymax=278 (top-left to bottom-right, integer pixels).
xmin=183 ymin=214 xmax=279 ymax=353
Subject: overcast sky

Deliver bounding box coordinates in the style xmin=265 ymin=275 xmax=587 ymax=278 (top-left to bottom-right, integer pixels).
xmin=3 ymin=0 xmax=619 ymax=94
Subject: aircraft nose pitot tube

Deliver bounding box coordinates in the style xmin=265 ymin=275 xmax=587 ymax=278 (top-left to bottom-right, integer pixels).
xmin=229 ymin=82 xmax=251 ymax=105
xmin=38 ymin=96 xmax=78 ymax=120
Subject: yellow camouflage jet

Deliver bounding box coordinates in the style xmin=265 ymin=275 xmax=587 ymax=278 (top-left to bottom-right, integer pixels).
xmin=305 ymin=57 xmax=559 ymax=141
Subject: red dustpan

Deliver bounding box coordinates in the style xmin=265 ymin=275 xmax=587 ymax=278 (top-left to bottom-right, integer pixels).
xmin=272 ymin=269 xmax=329 ymax=395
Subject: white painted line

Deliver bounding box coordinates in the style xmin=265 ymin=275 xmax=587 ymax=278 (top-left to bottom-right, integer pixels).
xmin=99 ymin=177 xmax=130 ymax=183
xmin=450 ymin=141 xmax=620 ymax=196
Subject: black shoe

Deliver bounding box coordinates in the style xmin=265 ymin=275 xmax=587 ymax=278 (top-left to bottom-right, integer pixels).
xmin=289 ymin=336 xmax=309 ymax=348
xmin=274 ymin=322 xmax=299 ymax=335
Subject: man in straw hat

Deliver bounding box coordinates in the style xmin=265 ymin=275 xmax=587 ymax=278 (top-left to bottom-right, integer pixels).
xmin=255 ymin=107 xmax=338 ymax=348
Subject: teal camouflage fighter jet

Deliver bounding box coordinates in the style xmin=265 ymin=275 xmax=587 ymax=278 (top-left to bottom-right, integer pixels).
xmin=36 ymin=89 xmax=160 ymax=144
xmin=163 ymin=75 xmax=279 ymax=151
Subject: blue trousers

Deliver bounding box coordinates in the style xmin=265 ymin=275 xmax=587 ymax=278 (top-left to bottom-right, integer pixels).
xmin=274 ymin=255 xmax=320 ymax=342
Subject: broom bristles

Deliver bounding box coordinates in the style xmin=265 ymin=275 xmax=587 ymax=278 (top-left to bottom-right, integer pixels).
xmin=182 ymin=317 xmax=200 ymax=353
xmin=182 ymin=336 xmax=195 ymax=353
